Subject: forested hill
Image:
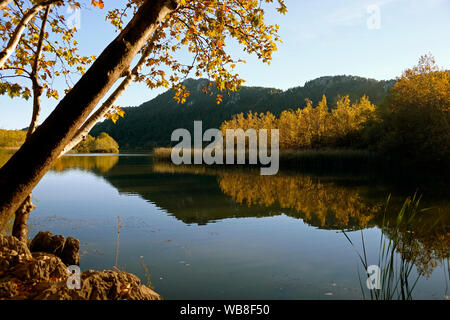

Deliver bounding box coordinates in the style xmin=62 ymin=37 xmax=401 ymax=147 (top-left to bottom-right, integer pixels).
xmin=91 ymin=76 xmax=396 ymax=150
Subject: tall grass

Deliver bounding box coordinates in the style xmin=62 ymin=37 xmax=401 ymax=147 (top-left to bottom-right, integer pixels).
xmin=344 ymin=194 xmax=434 ymax=300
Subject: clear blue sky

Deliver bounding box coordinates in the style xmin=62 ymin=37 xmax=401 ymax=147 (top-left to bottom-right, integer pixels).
xmin=1 ymin=0 xmax=449 ymax=129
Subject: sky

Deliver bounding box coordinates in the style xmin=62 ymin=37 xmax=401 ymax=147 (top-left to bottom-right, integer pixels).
xmin=1 ymin=0 xmax=449 ymax=129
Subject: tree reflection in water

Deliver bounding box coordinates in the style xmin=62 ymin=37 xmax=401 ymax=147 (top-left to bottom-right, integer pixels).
xmin=154 ymin=163 xmax=449 ymax=282
xmin=52 ymin=155 xmax=119 ymax=173
xmin=48 ymin=158 xmax=450 ymax=297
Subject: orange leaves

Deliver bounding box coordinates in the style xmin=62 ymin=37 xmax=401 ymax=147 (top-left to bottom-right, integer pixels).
xmin=69 ymin=3 xmax=81 ymax=10
xmin=222 ymin=0 xmax=229 ymax=12
xmin=91 ymin=0 xmax=105 ymax=9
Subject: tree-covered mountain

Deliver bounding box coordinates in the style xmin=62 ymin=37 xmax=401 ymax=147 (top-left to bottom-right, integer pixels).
xmin=91 ymin=76 xmax=395 ymax=150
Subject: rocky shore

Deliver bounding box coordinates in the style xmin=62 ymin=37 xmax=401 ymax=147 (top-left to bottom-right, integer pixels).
xmin=0 ymin=232 xmax=162 ymax=300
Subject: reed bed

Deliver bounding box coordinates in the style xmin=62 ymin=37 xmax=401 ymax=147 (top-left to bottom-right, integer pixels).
xmin=343 ymin=194 xmax=438 ymax=300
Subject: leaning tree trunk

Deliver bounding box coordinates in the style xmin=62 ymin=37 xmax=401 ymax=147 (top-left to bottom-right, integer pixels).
xmin=0 ymin=0 xmax=179 ymax=230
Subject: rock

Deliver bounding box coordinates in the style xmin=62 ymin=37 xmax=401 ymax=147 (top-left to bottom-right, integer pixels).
xmin=11 ymin=252 xmax=68 ymax=282
xmin=29 ymin=231 xmax=79 ymax=266
xmin=0 ymin=234 xmax=162 ymax=300
xmin=33 ymin=270 xmax=162 ymax=300
xmin=0 ymin=233 xmax=32 ymax=275
xmin=50 ymin=235 xmax=66 ymax=257
xmin=29 ymin=231 xmax=53 ymax=253
xmin=60 ymin=237 xmax=79 ymax=266
xmin=0 ymin=278 xmax=19 ymax=298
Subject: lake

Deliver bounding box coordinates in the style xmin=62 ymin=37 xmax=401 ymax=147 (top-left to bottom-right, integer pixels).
xmin=25 ymin=154 xmax=449 ymax=299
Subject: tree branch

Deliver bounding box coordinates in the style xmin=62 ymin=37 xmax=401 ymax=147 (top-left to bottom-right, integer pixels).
xmin=0 ymin=0 xmax=13 ymax=11
xmin=27 ymin=5 xmax=51 ymax=139
xmin=0 ymin=0 xmax=60 ymax=69
xmin=60 ymin=30 xmax=162 ymax=156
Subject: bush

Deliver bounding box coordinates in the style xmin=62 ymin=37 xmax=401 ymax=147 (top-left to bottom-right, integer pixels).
xmin=72 ymin=132 xmax=119 ymax=153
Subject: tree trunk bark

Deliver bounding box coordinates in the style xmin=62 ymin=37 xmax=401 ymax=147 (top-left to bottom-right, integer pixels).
xmin=11 ymin=5 xmax=51 ymax=242
xmin=0 ymin=0 xmax=179 ymax=230
xmin=11 ymin=195 xmax=35 ymax=242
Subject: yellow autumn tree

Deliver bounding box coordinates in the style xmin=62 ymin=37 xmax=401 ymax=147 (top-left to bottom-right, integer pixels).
xmin=330 ymin=95 xmax=376 ymax=146
xmin=221 ymin=94 xmax=377 ymax=150
xmin=376 ymin=54 xmax=450 ymax=167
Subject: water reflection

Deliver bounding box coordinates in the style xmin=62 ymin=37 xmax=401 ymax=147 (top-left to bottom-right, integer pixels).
xmin=382 ymin=214 xmax=449 ymax=278
xmin=52 ymin=155 xmax=119 ymax=173
xmin=49 ymin=155 xmax=449 ymax=287
xmin=218 ymin=171 xmax=381 ymax=229
xmin=151 ymin=162 xmax=449 ymax=278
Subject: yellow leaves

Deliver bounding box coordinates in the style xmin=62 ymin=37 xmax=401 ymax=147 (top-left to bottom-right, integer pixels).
xmin=127 ymin=0 xmax=285 ymax=104
xmin=389 ymin=54 xmax=449 ymax=113
xmin=173 ymin=84 xmax=190 ymax=104
xmin=221 ymin=94 xmax=377 ymax=149
xmin=105 ymin=106 xmax=126 ymax=124
xmin=26 ymin=0 xmax=285 ymax=112
xmin=275 ymin=0 xmax=288 ymax=15
xmin=46 ymin=88 xmax=59 ymax=100
xmin=218 ymin=172 xmax=379 ymax=229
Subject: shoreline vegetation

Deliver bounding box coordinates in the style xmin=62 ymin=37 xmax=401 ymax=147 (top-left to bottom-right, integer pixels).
xmin=154 ymin=147 xmax=382 ymax=170
xmin=0 ymin=130 xmax=120 ymax=167
xmin=153 ymin=147 xmax=446 ymax=180
xmin=149 ymin=56 xmax=449 ymax=178
xmin=98 ymin=56 xmax=449 ymax=177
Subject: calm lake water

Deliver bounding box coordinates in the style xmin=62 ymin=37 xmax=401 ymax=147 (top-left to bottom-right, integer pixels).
xmin=26 ymin=154 xmax=449 ymax=299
